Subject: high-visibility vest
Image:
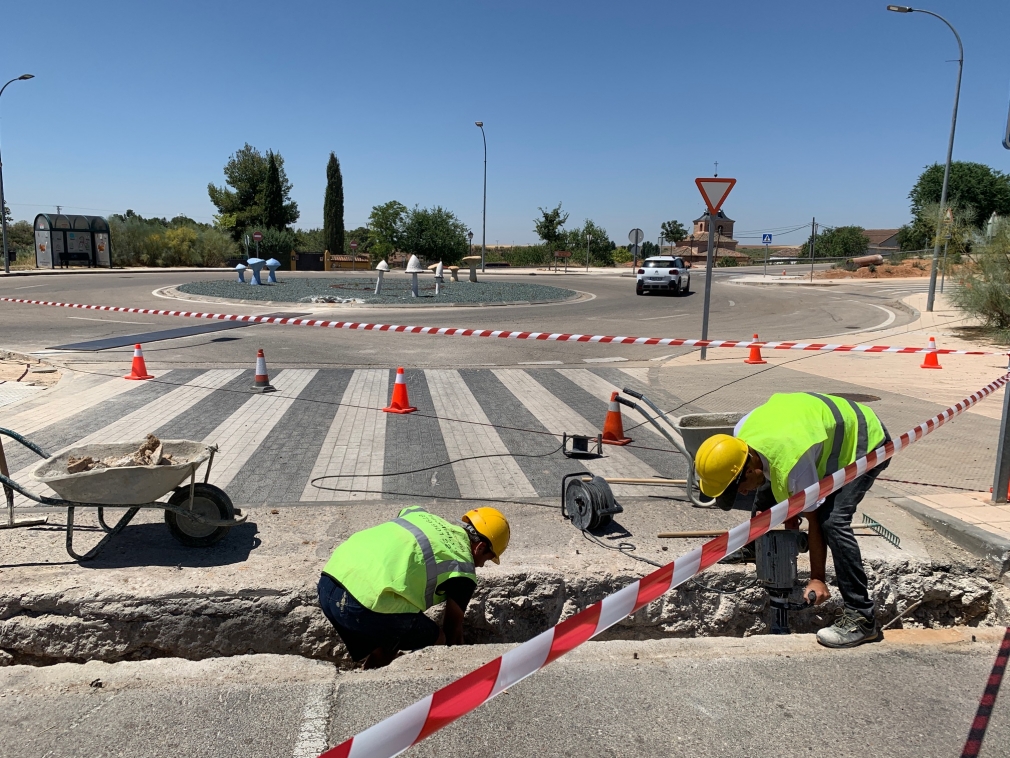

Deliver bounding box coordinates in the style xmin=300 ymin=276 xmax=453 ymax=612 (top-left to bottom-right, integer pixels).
xmin=322 ymin=506 xmax=477 ymax=614
xmin=736 ymin=392 xmax=885 ymax=502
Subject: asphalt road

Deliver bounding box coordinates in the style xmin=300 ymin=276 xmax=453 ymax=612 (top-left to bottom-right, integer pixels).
xmin=3 ymin=633 xmax=1006 ymax=758
xmin=0 ymin=268 xmax=913 ymax=369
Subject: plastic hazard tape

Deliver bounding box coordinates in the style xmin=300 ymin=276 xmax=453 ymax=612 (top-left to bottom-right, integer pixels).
xmin=319 ymin=372 xmax=1010 ymax=758
xmin=0 ymin=296 xmax=998 ymax=356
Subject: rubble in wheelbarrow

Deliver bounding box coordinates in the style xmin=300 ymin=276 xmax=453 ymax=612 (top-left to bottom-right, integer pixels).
xmin=65 ymin=435 xmax=179 ymax=474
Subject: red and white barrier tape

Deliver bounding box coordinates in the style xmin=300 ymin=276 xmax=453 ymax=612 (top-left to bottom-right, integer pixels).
xmin=0 ymin=296 xmax=998 ymax=356
xmin=319 ymin=372 xmax=1010 ymax=758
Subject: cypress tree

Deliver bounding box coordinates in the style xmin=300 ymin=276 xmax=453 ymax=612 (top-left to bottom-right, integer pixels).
xmin=323 ymin=152 xmax=345 ymax=256
xmin=262 ymin=152 xmax=286 ymax=230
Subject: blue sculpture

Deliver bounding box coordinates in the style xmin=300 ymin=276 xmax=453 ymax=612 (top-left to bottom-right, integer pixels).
xmin=236 ymin=263 xmax=247 ymax=283
xmin=246 ymin=257 xmax=265 ymax=286
xmin=266 ymin=258 xmax=281 ymax=284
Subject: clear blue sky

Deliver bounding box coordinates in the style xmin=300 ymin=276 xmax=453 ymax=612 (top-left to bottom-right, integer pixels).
xmin=2 ymin=0 xmax=1009 ymax=245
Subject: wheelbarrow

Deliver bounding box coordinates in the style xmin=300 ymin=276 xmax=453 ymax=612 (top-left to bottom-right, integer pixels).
xmin=615 ymin=389 xmax=744 ymax=508
xmin=0 ymin=427 xmax=246 ymax=561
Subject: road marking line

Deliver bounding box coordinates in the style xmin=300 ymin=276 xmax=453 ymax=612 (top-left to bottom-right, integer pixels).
xmin=426 ymin=370 xmax=537 ymax=500
xmin=0 ymin=371 xmax=166 ymax=436
xmin=203 ymin=369 xmax=318 ymax=489
xmin=492 ymin=369 xmax=661 ymax=491
xmin=583 ymin=357 xmax=627 ymax=363
xmin=9 ymin=370 xmax=242 ymax=504
xmin=557 ymin=369 xmax=666 ymax=441
xmin=66 ymin=316 xmax=153 ymax=325
xmin=291 ymin=684 xmax=331 ymax=758
xmin=518 ymin=360 xmax=563 ymax=365
xmin=13 ymin=283 xmax=47 ymax=290
xmin=301 ymin=369 xmax=388 ymax=501
xmin=640 ymin=313 xmax=688 ymax=321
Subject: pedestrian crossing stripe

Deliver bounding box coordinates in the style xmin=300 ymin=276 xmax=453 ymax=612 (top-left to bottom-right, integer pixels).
xmin=2 ymin=368 xmax=687 ymax=506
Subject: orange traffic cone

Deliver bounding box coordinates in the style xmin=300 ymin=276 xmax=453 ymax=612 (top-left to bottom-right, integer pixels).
xmin=920 ymin=336 xmax=942 ymax=370
xmin=383 ymin=367 xmax=416 ymax=414
xmin=601 ymin=391 xmax=632 ymax=446
xmin=251 ymin=349 xmax=276 ymax=392
xmin=744 ymin=333 xmax=767 ymax=365
xmin=124 ymin=344 xmax=154 ymax=380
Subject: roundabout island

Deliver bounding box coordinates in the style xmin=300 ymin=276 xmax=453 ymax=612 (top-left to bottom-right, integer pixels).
xmin=175 ymin=275 xmax=579 ymax=306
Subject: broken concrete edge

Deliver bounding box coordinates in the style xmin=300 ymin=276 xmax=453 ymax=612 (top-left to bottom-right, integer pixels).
xmin=888 ymin=496 xmax=1010 ymax=577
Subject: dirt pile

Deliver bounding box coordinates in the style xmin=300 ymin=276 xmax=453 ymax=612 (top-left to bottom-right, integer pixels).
xmin=66 ymin=435 xmax=177 ymax=474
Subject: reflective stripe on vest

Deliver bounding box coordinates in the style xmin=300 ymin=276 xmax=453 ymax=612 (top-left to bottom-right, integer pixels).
xmin=393 ymin=517 xmax=476 ymax=608
xmin=806 ymin=393 xmax=845 ymax=474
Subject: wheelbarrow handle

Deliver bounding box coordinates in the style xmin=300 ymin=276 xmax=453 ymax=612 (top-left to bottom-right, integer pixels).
xmin=0 ymin=428 xmax=48 ymax=459
xmin=622 ymin=387 xmax=644 ymax=400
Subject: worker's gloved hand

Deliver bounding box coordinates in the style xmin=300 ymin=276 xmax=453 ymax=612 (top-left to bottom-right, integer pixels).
xmin=804 ymin=579 xmax=831 ymax=606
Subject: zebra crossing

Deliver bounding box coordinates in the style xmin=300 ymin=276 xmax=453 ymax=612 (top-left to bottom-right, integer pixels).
xmin=2 ymin=367 xmax=691 ymax=506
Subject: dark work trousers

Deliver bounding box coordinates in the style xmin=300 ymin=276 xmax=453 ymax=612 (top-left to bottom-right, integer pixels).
xmin=814 ymin=431 xmax=891 ymax=621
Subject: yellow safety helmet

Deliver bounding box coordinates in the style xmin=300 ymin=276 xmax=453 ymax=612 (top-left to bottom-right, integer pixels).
xmin=462 ymin=507 xmax=510 ymax=564
xmin=694 ymin=434 xmax=750 ymax=498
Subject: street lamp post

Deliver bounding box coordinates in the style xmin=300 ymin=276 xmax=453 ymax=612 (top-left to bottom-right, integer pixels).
xmin=467 ymin=230 xmax=473 ymax=257
xmin=887 ymin=5 xmax=963 ymax=312
xmin=0 ymin=74 xmax=34 ymax=276
xmin=474 ymin=122 xmax=487 ymax=273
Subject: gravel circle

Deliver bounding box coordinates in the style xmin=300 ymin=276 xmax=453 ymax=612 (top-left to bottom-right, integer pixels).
xmin=177 ymin=276 xmax=577 ymax=306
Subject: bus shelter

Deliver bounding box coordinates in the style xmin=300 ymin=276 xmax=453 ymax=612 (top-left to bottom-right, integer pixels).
xmin=34 ymin=214 xmax=112 ymax=268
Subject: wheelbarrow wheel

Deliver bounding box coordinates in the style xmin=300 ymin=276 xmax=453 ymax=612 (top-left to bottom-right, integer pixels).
xmin=165 ymin=483 xmax=235 ymax=547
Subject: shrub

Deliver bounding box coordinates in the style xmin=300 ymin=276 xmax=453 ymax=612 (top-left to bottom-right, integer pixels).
xmin=715 ymin=256 xmax=739 ymax=267
xmin=951 ymin=229 xmax=1010 ymax=334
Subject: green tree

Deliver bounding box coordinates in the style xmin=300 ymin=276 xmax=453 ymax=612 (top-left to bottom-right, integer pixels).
xmin=909 ymin=162 xmax=1010 ymax=230
xmin=345 ymin=225 xmax=373 ymax=256
xmin=564 ymin=219 xmax=613 ymax=266
xmin=323 ymin=152 xmax=345 ymax=256
xmin=660 ymin=220 xmax=688 ymax=245
xmin=799 ymin=225 xmax=869 ymax=259
xmin=368 ymin=200 xmax=407 ymax=263
xmin=296 ymin=227 xmax=326 ymax=251
xmin=207 ymin=144 xmax=298 ymax=241
xmin=401 ymin=206 xmax=468 ymax=265
xmin=534 ymin=203 xmax=569 ymax=253
xmin=262 ymin=152 xmax=287 ymax=230
xmin=640 ymin=240 xmax=659 ymax=258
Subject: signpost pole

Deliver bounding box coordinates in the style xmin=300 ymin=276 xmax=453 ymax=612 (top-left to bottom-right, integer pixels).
xmin=809 ymin=217 xmax=816 ymax=283
xmin=992 ymin=374 xmax=1010 ymax=504
xmin=764 ymin=242 xmax=769 ymax=277
xmin=700 ymin=216 xmax=716 ymax=360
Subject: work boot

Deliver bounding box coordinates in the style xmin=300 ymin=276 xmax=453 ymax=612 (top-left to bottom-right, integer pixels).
xmin=816 ymin=608 xmax=880 ymax=649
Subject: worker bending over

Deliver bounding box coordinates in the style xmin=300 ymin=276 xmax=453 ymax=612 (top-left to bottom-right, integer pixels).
xmin=695 ymin=392 xmax=889 ymax=649
xmin=318 ymin=506 xmax=509 ymax=668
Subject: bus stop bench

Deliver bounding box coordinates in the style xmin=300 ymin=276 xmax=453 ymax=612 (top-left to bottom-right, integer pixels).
xmin=59 ymin=253 xmax=93 ymax=268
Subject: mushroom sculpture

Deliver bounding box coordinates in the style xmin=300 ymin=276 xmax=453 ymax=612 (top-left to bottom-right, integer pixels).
xmin=374 ymin=259 xmax=390 ymax=295
xmin=235 ymin=263 xmax=247 ymax=283
xmin=433 ymin=261 xmax=444 ymax=295
xmin=266 ymin=258 xmax=281 ymax=283
xmin=246 ymin=258 xmax=265 ymax=286
xmin=405 ymin=254 xmax=425 ymax=297
xmin=461 ymin=255 xmax=481 ymax=283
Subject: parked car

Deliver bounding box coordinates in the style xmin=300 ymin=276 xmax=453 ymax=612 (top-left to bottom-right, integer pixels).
xmin=635 ymin=256 xmax=691 ymax=296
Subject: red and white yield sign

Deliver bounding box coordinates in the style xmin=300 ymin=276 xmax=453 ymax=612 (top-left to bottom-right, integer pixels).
xmin=695 ymin=177 xmax=737 ymax=215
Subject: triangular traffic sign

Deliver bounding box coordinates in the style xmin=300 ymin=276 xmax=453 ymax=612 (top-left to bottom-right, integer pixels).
xmin=695 ymin=177 xmax=737 ymax=215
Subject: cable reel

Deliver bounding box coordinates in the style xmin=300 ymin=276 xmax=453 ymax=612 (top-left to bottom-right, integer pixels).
xmin=562 ymin=472 xmax=623 ymax=531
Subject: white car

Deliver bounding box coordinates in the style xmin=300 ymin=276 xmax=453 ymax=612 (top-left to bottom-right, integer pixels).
xmin=635 ymin=256 xmax=691 ymax=296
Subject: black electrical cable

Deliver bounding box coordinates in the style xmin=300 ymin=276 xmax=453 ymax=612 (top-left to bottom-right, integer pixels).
xmin=579 ymin=529 xmax=664 ymax=567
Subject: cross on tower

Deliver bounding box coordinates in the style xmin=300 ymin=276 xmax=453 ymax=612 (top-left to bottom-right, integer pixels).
xmin=713 ymin=161 xmax=718 ymax=177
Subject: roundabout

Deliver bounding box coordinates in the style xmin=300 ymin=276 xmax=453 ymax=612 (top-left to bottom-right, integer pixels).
xmin=174 ymin=275 xmax=578 ymax=307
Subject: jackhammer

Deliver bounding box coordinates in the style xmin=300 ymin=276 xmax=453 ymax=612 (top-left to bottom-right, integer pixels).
xmin=754 ymin=529 xmax=817 ymax=634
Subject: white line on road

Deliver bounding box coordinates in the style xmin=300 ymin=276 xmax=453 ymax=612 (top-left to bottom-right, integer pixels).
xmin=291 ymin=684 xmax=331 ymax=758
xmin=583 ymin=357 xmax=627 ymax=363
xmin=518 ymin=360 xmax=563 ymax=365
xmin=67 ymin=316 xmax=153 ymax=325
xmin=13 ymin=283 xmax=47 ymax=290
xmin=640 ymin=313 xmax=688 ymax=321
xmin=848 ymin=301 xmax=896 ymax=331
xmin=728 ymin=300 xmax=735 ymax=306
xmin=301 ymin=369 xmax=388 ymax=501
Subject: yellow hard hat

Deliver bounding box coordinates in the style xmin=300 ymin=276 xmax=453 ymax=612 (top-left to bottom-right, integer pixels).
xmin=462 ymin=507 xmax=510 ymax=564
xmin=694 ymin=434 xmax=749 ymax=498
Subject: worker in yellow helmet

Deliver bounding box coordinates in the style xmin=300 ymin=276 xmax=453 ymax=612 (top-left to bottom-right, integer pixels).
xmin=694 ymin=393 xmax=890 ymax=649
xmin=318 ymin=506 xmax=510 ymax=668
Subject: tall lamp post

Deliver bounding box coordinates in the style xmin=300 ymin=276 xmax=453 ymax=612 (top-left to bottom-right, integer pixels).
xmin=467 ymin=230 xmax=473 ymax=257
xmin=474 ymin=121 xmax=487 ymax=273
xmin=887 ymin=5 xmax=963 ymax=312
xmin=0 ymin=74 xmax=34 ymax=276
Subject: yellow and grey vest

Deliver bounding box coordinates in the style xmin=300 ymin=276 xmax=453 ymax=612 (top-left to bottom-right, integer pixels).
xmin=736 ymin=392 xmax=885 ymax=502
xmin=322 ymin=506 xmax=477 ymax=614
